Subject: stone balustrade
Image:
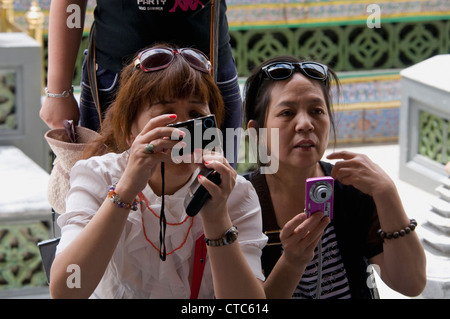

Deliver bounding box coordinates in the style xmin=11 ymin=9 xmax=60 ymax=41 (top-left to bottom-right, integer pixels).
xmin=0 ymin=146 xmax=53 ymax=296
xmin=419 ymin=164 xmax=450 ymax=298
xmin=399 ymin=54 xmax=450 ymax=194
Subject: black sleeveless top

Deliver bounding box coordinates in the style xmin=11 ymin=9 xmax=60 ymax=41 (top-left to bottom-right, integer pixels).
xmin=94 ymin=0 xmax=232 ymax=73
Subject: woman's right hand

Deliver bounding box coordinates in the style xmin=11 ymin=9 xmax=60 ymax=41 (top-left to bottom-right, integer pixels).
xmin=280 ymin=212 xmax=330 ymax=266
xmin=40 ymin=96 xmax=80 ymax=129
xmin=114 ymin=114 xmax=185 ymax=202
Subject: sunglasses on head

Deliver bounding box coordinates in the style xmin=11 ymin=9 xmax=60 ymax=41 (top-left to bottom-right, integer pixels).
xmin=261 ymin=61 xmax=328 ymax=83
xmin=133 ymin=47 xmax=211 ymax=74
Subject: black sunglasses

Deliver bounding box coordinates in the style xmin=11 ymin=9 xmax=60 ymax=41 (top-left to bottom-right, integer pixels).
xmin=261 ymin=61 xmax=328 ymax=83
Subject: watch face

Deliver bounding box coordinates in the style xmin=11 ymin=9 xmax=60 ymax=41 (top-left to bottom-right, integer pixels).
xmin=225 ymin=226 xmax=238 ymax=243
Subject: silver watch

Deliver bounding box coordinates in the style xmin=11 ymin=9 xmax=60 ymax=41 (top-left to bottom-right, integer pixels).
xmin=204 ymin=225 xmax=239 ymax=247
xmin=45 ymin=86 xmax=74 ymax=98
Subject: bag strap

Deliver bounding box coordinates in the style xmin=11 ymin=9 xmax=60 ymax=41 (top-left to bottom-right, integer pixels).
xmin=190 ymin=234 xmax=207 ymax=299
xmin=248 ymin=170 xmax=279 ymax=232
xmin=247 ymin=170 xmax=282 ymax=277
xmin=87 ymin=22 xmax=103 ymax=130
xmin=210 ymin=0 xmax=219 ymax=82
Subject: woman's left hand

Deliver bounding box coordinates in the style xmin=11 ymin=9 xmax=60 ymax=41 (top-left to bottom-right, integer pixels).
xmin=327 ymin=151 xmax=395 ymax=198
xmin=196 ymin=151 xmax=236 ymax=223
xmin=328 ymin=151 xmax=427 ymax=296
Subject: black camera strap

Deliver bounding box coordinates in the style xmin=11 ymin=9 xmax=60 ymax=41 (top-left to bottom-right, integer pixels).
xmin=159 ymin=162 xmax=167 ymax=261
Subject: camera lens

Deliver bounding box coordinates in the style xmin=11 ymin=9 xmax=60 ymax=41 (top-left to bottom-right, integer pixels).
xmin=311 ymin=182 xmax=332 ymax=203
xmin=203 ymin=117 xmax=215 ymax=129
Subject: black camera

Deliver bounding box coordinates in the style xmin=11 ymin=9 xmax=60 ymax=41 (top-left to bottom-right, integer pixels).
xmin=168 ymin=114 xmax=222 ymax=154
xmin=184 ymin=166 xmax=222 ymax=216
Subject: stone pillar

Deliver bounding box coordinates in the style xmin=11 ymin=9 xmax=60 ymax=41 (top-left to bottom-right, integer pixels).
xmin=399 ymin=55 xmax=450 ymax=194
xmin=25 ymin=0 xmax=45 ymax=91
xmin=0 ymin=33 xmax=49 ymax=170
xmin=0 ymin=0 xmax=15 ymax=32
xmin=25 ymin=0 xmax=45 ymax=46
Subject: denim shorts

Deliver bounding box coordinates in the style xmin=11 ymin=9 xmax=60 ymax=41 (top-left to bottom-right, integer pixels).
xmin=79 ymin=50 xmax=119 ymax=131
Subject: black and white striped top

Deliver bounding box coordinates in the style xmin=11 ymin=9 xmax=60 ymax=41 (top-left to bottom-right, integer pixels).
xmin=293 ymin=224 xmax=352 ymax=299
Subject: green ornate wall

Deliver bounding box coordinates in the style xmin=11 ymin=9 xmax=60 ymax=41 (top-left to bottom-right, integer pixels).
xmin=8 ymin=0 xmax=446 ymax=83
xmin=0 ymin=222 xmax=49 ymax=290
xmin=229 ymin=20 xmax=450 ymax=76
xmin=419 ymin=110 xmax=450 ymax=165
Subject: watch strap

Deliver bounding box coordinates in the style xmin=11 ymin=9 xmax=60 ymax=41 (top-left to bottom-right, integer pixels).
xmin=204 ymin=225 xmax=238 ymax=247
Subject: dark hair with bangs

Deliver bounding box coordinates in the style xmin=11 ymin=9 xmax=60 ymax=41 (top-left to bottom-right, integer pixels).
xmin=243 ymin=55 xmax=340 ymax=145
xmin=84 ymin=44 xmax=224 ymax=158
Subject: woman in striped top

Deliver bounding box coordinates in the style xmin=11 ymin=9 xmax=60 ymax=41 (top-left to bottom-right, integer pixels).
xmin=243 ymin=55 xmax=426 ymax=299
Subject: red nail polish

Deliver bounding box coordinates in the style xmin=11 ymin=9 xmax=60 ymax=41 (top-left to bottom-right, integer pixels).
xmin=168 ymin=114 xmax=177 ymax=119
xmin=198 ymin=174 xmax=204 ymax=180
xmin=204 ymin=161 xmax=209 ymax=165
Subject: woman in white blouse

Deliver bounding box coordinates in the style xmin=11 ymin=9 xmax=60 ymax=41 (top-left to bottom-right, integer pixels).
xmin=49 ymin=45 xmax=267 ymax=299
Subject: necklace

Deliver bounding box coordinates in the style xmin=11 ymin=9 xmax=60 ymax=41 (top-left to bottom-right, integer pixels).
xmin=138 ymin=192 xmax=194 ymax=257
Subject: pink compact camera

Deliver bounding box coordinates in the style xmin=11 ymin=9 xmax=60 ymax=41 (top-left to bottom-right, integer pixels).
xmin=305 ymin=176 xmax=334 ymax=219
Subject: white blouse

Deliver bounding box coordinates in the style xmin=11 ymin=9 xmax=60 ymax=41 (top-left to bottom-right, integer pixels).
xmin=56 ymin=151 xmax=267 ymax=299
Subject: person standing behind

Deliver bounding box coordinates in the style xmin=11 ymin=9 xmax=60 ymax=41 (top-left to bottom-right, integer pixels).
xmin=40 ymin=0 xmax=241 ymax=165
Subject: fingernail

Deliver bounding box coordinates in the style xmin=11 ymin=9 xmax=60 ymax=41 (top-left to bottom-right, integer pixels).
xmin=168 ymin=114 xmax=177 ymax=119
xmin=198 ymin=174 xmax=204 ymax=180
xmin=204 ymin=161 xmax=209 ymax=165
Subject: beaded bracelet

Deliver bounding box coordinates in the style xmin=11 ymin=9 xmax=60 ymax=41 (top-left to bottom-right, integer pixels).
xmin=377 ymin=219 xmax=417 ymax=240
xmin=107 ymin=183 xmax=138 ymax=211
